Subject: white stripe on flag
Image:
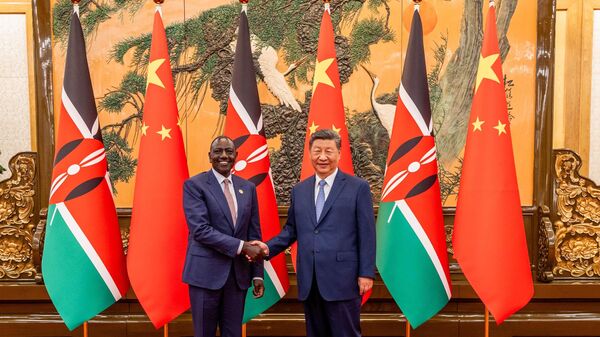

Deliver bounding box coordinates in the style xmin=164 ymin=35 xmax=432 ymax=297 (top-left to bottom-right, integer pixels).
xmin=264 ymin=260 xmax=286 ymax=298
xmin=62 ymin=88 xmax=94 ymax=139
xmin=229 ymin=86 xmax=261 ymax=135
xmin=399 ymin=84 xmax=431 ymax=136
xmin=56 ymin=202 xmax=122 ymax=301
xmin=395 ymin=200 xmax=451 ymax=299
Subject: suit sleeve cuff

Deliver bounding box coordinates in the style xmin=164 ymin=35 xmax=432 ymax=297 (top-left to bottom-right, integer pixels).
xmin=237 ymin=240 xmax=244 ymax=255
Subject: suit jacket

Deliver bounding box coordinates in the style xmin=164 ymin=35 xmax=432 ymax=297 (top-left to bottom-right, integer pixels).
xmin=267 ymin=170 xmax=376 ymax=301
xmin=182 ymin=170 xmax=264 ymax=290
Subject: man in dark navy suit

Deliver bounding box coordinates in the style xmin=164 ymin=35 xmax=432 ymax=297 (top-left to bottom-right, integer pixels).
xmin=182 ymin=136 xmax=266 ymax=337
xmin=257 ymin=129 xmax=376 ymax=337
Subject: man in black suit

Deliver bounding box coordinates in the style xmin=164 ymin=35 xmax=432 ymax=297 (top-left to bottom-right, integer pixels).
xmin=182 ymin=136 xmax=266 ymax=337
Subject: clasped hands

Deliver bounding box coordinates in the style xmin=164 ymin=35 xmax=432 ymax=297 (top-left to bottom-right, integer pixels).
xmin=241 ymin=240 xmax=270 ymax=262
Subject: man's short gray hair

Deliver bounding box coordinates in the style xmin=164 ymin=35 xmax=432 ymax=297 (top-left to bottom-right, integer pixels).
xmin=309 ymin=129 xmax=341 ymax=150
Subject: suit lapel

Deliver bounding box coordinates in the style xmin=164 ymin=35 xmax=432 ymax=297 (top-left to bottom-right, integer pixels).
xmin=205 ymin=171 xmax=235 ymax=228
xmin=301 ymin=176 xmax=318 ymax=228
xmin=317 ymin=171 xmax=347 ymax=225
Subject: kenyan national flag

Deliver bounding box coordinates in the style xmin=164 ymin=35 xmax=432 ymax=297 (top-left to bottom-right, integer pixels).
xmin=42 ymin=8 xmax=128 ymax=330
xmin=223 ymin=5 xmax=289 ymax=322
xmin=376 ymin=6 xmax=451 ymax=328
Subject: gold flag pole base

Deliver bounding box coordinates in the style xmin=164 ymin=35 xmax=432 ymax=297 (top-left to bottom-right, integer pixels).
xmin=405 ymin=320 xmax=411 ymax=337
xmin=164 ymin=323 xmax=169 ymax=337
xmin=83 ymin=321 xmax=88 ymax=337
xmin=242 ymin=323 xmax=247 ymax=337
xmin=484 ymin=306 xmax=489 ymax=337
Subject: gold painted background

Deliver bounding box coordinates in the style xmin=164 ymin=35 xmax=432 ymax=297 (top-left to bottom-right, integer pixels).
xmin=50 ymin=0 xmax=536 ymax=208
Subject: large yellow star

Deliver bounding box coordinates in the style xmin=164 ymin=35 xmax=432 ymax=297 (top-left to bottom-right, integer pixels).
xmin=141 ymin=122 xmax=149 ymax=136
xmin=309 ymin=121 xmax=319 ymax=134
xmin=493 ymin=120 xmax=507 ymax=135
xmin=475 ymin=53 xmax=500 ymax=92
xmin=146 ymin=58 xmax=166 ymax=89
xmin=312 ymin=58 xmax=335 ymax=93
xmin=332 ymin=124 xmax=341 ymax=134
xmin=156 ymin=125 xmax=172 ymax=140
xmin=472 ymin=117 xmax=484 ymax=132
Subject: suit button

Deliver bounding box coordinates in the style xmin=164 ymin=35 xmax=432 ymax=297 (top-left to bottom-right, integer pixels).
xmin=314 ymin=229 xmax=319 ymax=234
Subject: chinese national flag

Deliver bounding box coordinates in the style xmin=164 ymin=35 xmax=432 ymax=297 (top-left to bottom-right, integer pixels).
xmin=300 ymin=4 xmax=353 ymax=179
xmin=127 ymin=6 xmax=190 ymax=328
xmin=452 ymin=5 xmax=533 ymax=324
xmin=297 ymin=3 xmax=368 ymax=303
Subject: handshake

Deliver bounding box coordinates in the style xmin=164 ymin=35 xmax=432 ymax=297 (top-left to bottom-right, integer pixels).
xmin=241 ymin=240 xmax=269 ymax=262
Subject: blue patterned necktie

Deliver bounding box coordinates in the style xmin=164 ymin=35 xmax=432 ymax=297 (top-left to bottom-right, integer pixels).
xmin=316 ymin=179 xmax=327 ymax=221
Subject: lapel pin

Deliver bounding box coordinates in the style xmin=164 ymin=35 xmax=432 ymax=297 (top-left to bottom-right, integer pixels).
xmin=239 ymin=189 xmax=244 ymax=194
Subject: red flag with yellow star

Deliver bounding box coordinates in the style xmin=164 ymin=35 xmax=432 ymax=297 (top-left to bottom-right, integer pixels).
xmin=452 ymin=4 xmax=533 ymax=324
xmin=295 ymin=2 xmax=369 ymax=303
xmin=127 ymin=6 xmax=190 ymax=328
xmin=300 ymin=3 xmax=354 ymax=179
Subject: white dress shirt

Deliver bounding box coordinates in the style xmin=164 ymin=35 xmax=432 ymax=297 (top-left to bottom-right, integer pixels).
xmin=314 ymin=168 xmax=338 ymax=203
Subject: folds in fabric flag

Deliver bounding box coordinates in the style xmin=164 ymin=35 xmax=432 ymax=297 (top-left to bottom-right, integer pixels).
xmin=452 ymin=3 xmax=533 ymax=324
xmin=376 ymin=6 xmax=451 ymax=328
xmin=127 ymin=5 xmax=190 ymax=328
xmin=297 ymin=2 xmax=369 ymax=304
xmin=42 ymin=8 xmax=129 ymax=331
xmin=223 ymin=5 xmax=290 ymax=323
xmin=300 ymin=3 xmax=354 ymax=180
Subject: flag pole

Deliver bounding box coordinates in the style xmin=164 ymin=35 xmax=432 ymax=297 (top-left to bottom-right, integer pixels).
xmin=73 ymin=5 xmax=85 ymax=337
xmin=482 ymin=0 xmax=493 ymax=331
xmin=155 ymin=2 xmax=168 ymax=336
xmin=404 ymin=3 xmax=420 ymax=328
xmin=146 ymin=0 xmax=171 ymax=330
xmin=240 ymin=1 xmax=249 ymax=336
xmin=484 ymin=306 xmax=489 ymax=337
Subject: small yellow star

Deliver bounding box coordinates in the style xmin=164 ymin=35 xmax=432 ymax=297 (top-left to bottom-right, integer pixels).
xmin=472 ymin=117 xmax=484 ymax=132
xmin=141 ymin=122 xmax=149 ymax=136
xmin=156 ymin=125 xmax=172 ymax=140
xmin=146 ymin=58 xmax=166 ymax=89
xmin=493 ymin=120 xmax=507 ymax=135
xmin=312 ymin=58 xmax=335 ymax=93
xmin=475 ymin=53 xmax=500 ymax=92
xmin=332 ymin=124 xmax=341 ymax=134
xmin=177 ymin=115 xmax=185 ymax=127
xmin=309 ymin=121 xmax=319 ymax=134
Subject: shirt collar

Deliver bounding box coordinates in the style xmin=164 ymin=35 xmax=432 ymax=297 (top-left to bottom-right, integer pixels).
xmin=315 ymin=168 xmax=338 ymax=187
xmin=212 ymin=168 xmax=232 ymax=185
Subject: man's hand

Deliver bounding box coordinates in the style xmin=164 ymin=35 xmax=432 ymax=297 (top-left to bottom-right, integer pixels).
xmin=358 ymin=277 xmax=373 ymax=295
xmin=242 ymin=242 xmax=264 ymax=262
xmin=253 ymin=279 xmax=265 ymax=298
xmin=248 ymin=240 xmax=269 ymax=257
